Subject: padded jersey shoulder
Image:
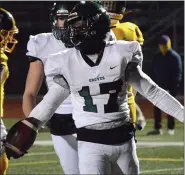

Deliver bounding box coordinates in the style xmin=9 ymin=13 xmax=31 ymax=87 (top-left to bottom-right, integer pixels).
xmin=28 ymin=33 xmax=53 ymax=49
xmin=106 ymin=40 xmax=143 ymax=66
xmin=26 ymin=33 xmax=53 ymax=57
xmin=44 ymin=48 xmax=75 ymax=77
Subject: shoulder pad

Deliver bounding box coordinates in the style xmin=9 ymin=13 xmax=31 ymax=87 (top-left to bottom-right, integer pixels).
xmin=30 ymin=33 xmax=53 ymax=46
xmin=28 ymin=33 xmax=53 ymax=49
xmin=117 ymin=22 xmax=144 ymax=45
xmin=26 ymin=33 xmax=53 ymax=57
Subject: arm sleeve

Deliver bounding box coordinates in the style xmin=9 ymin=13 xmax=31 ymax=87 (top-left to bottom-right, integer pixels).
xmin=27 ymin=83 xmax=70 ymax=128
xmin=127 ymin=66 xmax=184 ymax=123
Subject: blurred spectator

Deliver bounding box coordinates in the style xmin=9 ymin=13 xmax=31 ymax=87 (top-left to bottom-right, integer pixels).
xmin=147 ymin=35 xmax=182 ymax=136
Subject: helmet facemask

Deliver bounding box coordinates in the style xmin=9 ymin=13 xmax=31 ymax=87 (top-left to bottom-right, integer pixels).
xmin=64 ymin=10 xmax=109 ymax=50
xmin=0 ymin=8 xmax=19 ymax=53
xmin=0 ymin=25 xmax=19 ymax=53
xmin=50 ymin=7 xmax=69 ymax=41
xmin=64 ymin=13 xmax=90 ymax=48
xmin=101 ymin=1 xmax=128 ymax=22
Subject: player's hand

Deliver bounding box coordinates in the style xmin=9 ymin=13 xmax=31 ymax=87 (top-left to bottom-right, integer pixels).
xmin=135 ymin=121 xmax=146 ymax=131
xmin=4 ymin=118 xmax=40 ymax=159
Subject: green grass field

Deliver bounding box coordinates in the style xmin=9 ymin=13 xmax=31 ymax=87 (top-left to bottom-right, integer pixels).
xmin=3 ymin=118 xmax=184 ymax=174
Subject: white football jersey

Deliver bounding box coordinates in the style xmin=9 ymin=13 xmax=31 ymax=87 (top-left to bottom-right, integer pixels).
xmin=26 ymin=32 xmax=72 ymax=114
xmin=45 ymin=40 xmax=143 ymax=128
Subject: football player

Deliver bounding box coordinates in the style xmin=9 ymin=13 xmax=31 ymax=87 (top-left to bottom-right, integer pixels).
xmin=22 ymin=2 xmax=79 ymax=174
xmin=101 ymin=1 xmax=146 ymax=130
xmin=0 ymin=8 xmax=19 ymax=175
xmin=5 ymin=2 xmax=184 ymax=174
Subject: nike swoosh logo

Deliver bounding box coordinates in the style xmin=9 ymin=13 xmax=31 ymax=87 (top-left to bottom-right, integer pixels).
xmin=110 ymin=65 xmax=118 ymax=69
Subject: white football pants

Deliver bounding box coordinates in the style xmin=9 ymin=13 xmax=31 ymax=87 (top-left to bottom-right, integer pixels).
xmin=51 ymin=134 xmax=79 ymax=174
xmin=78 ymin=137 xmax=139 ymax=174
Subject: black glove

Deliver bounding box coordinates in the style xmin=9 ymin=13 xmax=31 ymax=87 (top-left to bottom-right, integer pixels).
xmin=4 ymin=118 xmax=40 ymax=159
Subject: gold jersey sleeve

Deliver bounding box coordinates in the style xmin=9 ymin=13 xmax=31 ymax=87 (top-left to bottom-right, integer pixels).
xmin=111 ymin=22 xmax=144 ymax=45
xmin=0 ymin=51 xmax=9 ymax=117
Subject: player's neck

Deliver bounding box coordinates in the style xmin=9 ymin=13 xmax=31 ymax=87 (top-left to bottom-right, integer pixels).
xmin=80 ymin=39 xmax=105 ymax=55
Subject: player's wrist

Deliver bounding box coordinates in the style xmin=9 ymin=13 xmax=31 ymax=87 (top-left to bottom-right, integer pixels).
xmin=24 ymin=117 xmax=42 ymax=130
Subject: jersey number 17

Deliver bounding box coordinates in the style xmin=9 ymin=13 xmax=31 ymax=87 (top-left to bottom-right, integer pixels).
xmin=79 ymin=79 xmax=123 ymax=113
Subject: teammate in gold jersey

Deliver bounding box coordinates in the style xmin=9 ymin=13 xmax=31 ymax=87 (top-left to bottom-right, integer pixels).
xmin=101 ymin=1 xmax=146 ymax=130
xmin=0 ymin=8 xmax=19 ymax=175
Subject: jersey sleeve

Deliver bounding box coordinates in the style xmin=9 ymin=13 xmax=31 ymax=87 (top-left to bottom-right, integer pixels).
xmin=27 ymin=83 xmax=70 ymax=127
xmin=130 ymin=41 xmax=143 ymax=68
xmin=44 ymin=53 xmax=63 ymax=89
xmin=120 ymin=22 xmax=144 ymax=45
xmin=26 ymin=35 xmax=37 ymax=57
xmin=26 ymin=34 xmax=48 ymax=64
xmin=128 ymin=66 xmax=184 ymax=123
xmin=124 ymin=41 xmax=143 ymax=82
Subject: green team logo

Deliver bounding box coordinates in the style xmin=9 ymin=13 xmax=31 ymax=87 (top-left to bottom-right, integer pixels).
xmin=89 ymin=76 xmax=105 ymax=82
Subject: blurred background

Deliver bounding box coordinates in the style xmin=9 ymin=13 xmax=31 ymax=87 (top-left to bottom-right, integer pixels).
xmin=0 ymin=1 xmax=184 ymax=96
xmin=0 ymin=1 xmax=184 ymax=174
